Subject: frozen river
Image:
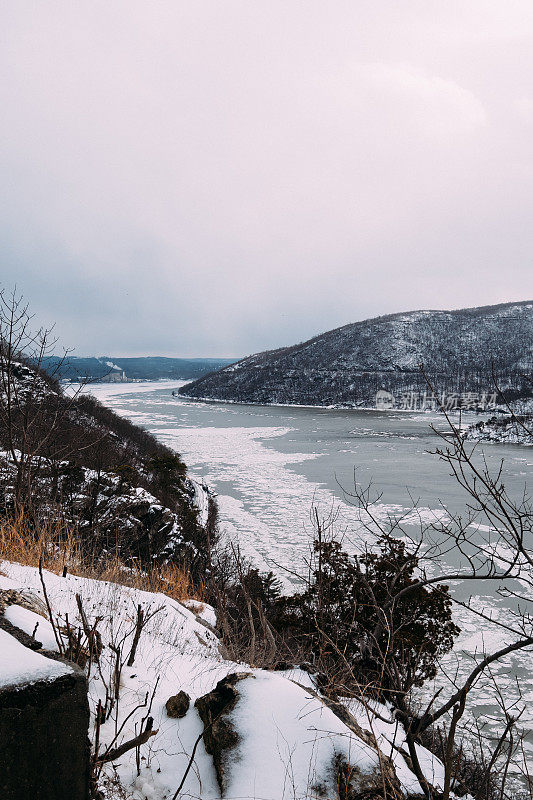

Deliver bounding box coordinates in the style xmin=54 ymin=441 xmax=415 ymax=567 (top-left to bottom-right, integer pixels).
xmin=84 ymin=380 xmax=533 ymax=766
xmin=85 ymin=381 xmax=531 ymax=581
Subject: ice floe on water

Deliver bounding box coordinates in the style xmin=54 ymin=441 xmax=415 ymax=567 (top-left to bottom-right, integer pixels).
xmin=157 ymin=425 xmax=329 ymax=583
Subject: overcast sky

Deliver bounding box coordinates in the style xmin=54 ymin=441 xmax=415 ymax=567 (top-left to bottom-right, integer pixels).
xmin=1 ymin=2 xmax=533 ymax=357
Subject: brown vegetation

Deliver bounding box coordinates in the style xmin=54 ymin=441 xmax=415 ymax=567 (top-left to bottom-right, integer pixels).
xmin=0 ymin=512 xmax=204 ymax=603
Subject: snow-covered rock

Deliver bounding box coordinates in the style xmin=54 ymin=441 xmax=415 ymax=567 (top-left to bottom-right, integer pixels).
xmin=3 ymin=604 xmax=59 ymax=651
xmin=465 ymin=414 xmax=533 ymax=445
xmin=183 ymin=598 xmax=217 ymax=629
xmin=195 ymin=671 xmax=390 ymax=799
xmin=0 ymin=628 xmax=70 ymax=688
xmin=0 ymin=619 xmax=90 ymax=800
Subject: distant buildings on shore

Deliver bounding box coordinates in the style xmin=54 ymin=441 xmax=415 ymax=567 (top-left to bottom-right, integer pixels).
xmin=99 ymin=367 xmax=128 ymax=382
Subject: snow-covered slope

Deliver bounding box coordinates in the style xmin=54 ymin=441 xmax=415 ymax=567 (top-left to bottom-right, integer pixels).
xmin=180 ymin=301 xmax=533 ymax=408
xmin=0 ymin=562 xmax=461 ymax=800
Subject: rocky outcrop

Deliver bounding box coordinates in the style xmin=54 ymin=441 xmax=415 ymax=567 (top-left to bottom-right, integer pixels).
xmin=0 ymin=453 xmax=203 ymax=564
xmin=466 ymin=413 xmax=533 ymax=445
xmin=0 ymin=629 xmax=90 ymax=800
xmin=194 ymin=672 xmax=247 ymax=793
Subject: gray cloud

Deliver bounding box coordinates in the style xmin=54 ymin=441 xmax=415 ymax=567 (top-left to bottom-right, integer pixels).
xmin=1 ymin=1 xmax=532 ymax=356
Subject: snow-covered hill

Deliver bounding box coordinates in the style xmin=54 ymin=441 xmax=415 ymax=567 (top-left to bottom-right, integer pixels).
xmin=180 ymin=301 xmax=533 ymax=408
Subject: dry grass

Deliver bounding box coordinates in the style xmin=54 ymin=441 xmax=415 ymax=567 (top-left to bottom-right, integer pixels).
xmin=0 ymin=512 xmax=205 ymax=603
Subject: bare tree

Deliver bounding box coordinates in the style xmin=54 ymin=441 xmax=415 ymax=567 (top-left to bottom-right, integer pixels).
xmin=334 ymin=377 xmax=533 ymax=798
xmin=0 ymin=287 xmax=90 ymax=510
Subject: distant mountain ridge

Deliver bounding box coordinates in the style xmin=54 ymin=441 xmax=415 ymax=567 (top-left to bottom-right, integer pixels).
xmin=179 ymin=301 xmax=533 ymax=408
xmin=40 ymin=355 xmax=237 ymax=382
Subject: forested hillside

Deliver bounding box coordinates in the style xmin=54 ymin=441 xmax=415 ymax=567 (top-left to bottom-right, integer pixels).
xmin=180 ymin=301 xmax=532 ymax=408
